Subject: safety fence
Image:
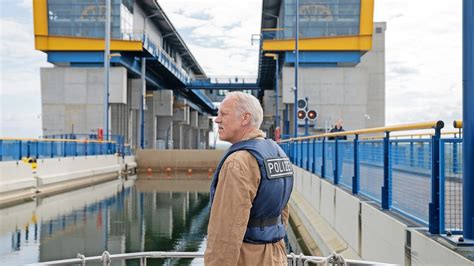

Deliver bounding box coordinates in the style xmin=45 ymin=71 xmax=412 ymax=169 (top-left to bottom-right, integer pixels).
xmin=32 ymin=251 xmax=390 ymax=265
xmin=0 ymin=134 xmax=132 ymax=162
xmin=279 ymin=121 xmax=464 ymax=235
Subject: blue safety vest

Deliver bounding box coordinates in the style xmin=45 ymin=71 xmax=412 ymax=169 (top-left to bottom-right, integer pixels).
xmin=210 ymin=138 xmax=294 ymax=244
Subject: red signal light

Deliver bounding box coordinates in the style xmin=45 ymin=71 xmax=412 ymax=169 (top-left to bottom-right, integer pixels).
xmin=307 ymin=110 xmax=317 ymax=120
xmin=297 ymin=110 xmax=306 ymax=120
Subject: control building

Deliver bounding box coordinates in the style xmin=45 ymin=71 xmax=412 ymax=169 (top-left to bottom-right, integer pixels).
xmin=33 ymin=0 xmax=216 ymax=149
xmin=257 ymin=0 xmax=385 ymax=136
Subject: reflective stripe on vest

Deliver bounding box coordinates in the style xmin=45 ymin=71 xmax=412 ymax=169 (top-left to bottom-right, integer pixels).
xmin=210 ymin=139 xmax=294 ymax=244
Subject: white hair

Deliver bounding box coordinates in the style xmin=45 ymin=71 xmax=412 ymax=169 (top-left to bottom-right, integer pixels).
xmin=226 ymin=91 xmax=263 ymax=129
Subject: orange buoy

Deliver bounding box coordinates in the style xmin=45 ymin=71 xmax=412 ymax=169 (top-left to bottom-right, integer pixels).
xmin=187 ymin=168 xmax=193 ymax=176
xmin=208 ymin=168 xmax=213 ymax=178
xmin=165 ymin=167 xmax=172 ymax=179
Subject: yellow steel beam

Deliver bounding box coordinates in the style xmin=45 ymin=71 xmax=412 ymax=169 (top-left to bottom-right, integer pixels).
xmin=279 ymin=121 xmax=444 ymax=143
xmin=35 ymin=36 xmax=143 ymax=51
xmin=262 ymin=35 xmax=372 ymax=51
xmin=360 ymin=0 xmax=375 ymax=36
xmin=33 ymin=0 xmax=48 ymax=36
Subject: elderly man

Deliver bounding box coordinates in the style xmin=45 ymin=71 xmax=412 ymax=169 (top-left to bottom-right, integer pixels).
xmin=205 ymin=92 xmax=293 ymax=265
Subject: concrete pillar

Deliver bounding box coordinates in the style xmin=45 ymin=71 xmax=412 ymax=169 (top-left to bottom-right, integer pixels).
xmin=130 ymin=79 xmax=141 ymax=149
xmin=172 ymin=124 xmax=184 ymax=149
xmin=156 ymin=116 xmax=173 ymax=149
xmin=145 ymin=94 xmax=154 ymax=149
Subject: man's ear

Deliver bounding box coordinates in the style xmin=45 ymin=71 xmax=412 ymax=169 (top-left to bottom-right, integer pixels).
xmin=241 ymin=113 xmax=252 ymax=126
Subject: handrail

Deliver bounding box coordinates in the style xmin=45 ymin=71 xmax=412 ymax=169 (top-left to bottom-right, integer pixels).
xmin=279 ymin=121 xmax=444 ymax=143
xmin=453 ymin=120 xmax=463 ymax=128
xmin=362 ymin=130 xmax=462 ymax=140
xmin=0 ymin=137 xmax=116 ymax=144
xmin=29 ymin=251 xmax=392 ymax=265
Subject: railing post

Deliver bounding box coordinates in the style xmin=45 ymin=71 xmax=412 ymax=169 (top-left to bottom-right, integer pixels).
xmin=26 ymin=141 xmax=31 ymax=158
xmin=334 ymin=139 xmax=339 ymax=185
xmin=0 ymin=140 xmax=3 ymax=161
xmin=453 ymin=140 xmax=459 ymax=174
xmin=298 ymin=140 xmax=303 ymax=168
xmin=306 ymin=139 xmax=310 ymax=170
xmin=439 ymin=139 xmax=446 ymax=234
xmin=353 ymin=135 xmax=360 ymax=194
xmin=382 ymin=132 xmax=392 ymax=210
xmin=429 ymin=125 xmax=442 ymax=234
xmin=410 ymin=141 xmax=415 ymax=167
xmin=312 ymin=138 xmax=317 ymax=173
xmin=18 ymin=140 xmax=22 ymax=160
xmin=321 ymin=138 xmax=326 ymax=178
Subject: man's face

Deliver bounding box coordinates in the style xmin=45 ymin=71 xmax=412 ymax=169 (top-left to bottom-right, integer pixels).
xmin=215 ymin=97 xmax=244 ymax=144
xmin=336 ymin=120 xmax=343 ymax=128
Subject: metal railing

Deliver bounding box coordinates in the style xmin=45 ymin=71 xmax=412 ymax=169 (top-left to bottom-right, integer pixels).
xmin=141 ymin=33 xmax=191 ymax=84
xmin=31 ymin=251 xmax=393 ymax=265
xmin=190 ymin=75 xmax=258 ymax=84
xmin=0 ymin=134 xmax=132 ymax=162
xmin=279 ymin=121 xmax=463 ymax=234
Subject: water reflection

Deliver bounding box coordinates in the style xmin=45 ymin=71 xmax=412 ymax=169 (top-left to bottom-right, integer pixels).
xmin=0 ymin=177 xmax=211 ymax=265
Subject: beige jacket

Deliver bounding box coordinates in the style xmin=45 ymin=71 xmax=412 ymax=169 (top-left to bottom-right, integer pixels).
xmin=205 ymin=129 xmax=289 ymax=266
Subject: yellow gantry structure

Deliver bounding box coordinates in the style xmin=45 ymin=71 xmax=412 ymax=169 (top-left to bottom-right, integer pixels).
xmin=32 ymin=0 xmax=142 ymax=51
xmin=262 ymin=0 xmax=374 ymax=52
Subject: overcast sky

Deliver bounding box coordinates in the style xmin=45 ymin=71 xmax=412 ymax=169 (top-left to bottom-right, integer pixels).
xmin=0 ymin=0 xmax=464 ymax=138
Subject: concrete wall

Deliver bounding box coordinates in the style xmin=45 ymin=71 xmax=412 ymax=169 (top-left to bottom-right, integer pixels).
xmin=290 ymin=165 xmax=473 ymax=265
xmin=0 ymin=155 xmax=136 ymax=206
xmin=271 ymin=22 xmax=386 ymax=134
xmin=41 ymin=66 xmax=127 ymax=135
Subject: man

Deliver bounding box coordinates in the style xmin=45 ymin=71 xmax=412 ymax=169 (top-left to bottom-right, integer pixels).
xmin=205 ymin=92 xmax=293 ymax=266
xmin=328 ymin=119 xmax=347 ymax=179
xmin=328 ymin=119 xmax=347 ymax=140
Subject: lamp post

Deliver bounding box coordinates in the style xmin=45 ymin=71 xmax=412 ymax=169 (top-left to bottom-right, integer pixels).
xmin=103 ymin=0 xmax=111 ymax=141
xmin=294 ymin=0 xmax=299 ymax=138
xmin=265 ymin=53 xmax=280 ymax=130
xmin=140 ymin=58 xmax=146 ymax=149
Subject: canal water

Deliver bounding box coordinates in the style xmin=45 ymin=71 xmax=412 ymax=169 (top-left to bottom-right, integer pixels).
xmin=0 ymin=176 xmax=211 ymax=265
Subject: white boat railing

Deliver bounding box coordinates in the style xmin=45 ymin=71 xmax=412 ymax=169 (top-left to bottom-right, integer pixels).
xmin=29 ymin=251 xmax=395 ymax=266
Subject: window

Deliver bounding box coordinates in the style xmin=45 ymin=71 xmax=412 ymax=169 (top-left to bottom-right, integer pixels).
xmin=48 ymin=0 xmax=134 ymax=40
xmin=279 ymin=0 xmax=361 ymax=39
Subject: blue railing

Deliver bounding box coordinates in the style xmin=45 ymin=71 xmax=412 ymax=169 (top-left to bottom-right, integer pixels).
xmin=0 ymin=134 xmax=132 ymax=162
xmin=279 ymin=121 xmax=463 ymax=235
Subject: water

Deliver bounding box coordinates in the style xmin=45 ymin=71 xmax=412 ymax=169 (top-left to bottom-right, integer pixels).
xmin=0 ymin=176 xmax=211 ymax=265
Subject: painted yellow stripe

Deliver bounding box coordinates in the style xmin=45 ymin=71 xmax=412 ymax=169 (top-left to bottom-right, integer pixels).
xmin=360 ymin=0 xmax=375 ymax=36
xmin=33 ymin=0 xmax=48 ymax=36
xmin=262 ymin=35 xmax=372 ymax=51
xmin=35 ymin=36 xmax=143 ymax=51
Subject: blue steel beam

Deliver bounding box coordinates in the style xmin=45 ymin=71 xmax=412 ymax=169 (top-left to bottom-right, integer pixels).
xmin=463 ymin=0 xmax=474 ymax=240
xmin=47 ymin=52 xmax=216 ymax=115
xmin=186 ymin=83 xmax=260 ymax=90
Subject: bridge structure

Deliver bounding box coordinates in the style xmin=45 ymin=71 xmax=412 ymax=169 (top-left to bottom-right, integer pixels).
xmin=0 ymin=0 xmax=473 ymax=265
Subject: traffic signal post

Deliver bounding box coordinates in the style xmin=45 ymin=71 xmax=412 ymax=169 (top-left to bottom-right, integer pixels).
xmin=297 ymin=98 xmax=318 ymax=136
